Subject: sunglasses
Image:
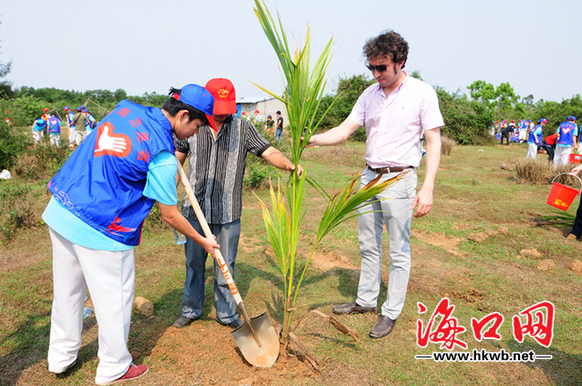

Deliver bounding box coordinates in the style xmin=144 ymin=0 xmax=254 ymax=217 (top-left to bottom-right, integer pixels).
xmin=367 ymin=64 xmax=388 ymax=73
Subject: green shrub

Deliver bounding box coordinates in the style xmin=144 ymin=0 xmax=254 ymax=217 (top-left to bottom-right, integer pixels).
xmin=0 ymin=120 xmax=31 ymax=170
xmin=13 ymin=139 xmax=71 ymax=180
xmin=242 ymin=116 xmax=285 ymax=189
xmin=0 ymin=181 xmax=35 ymax=243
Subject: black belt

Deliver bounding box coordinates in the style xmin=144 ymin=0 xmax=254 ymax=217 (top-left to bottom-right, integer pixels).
xmin=366 ymin=165 xmax=414 ymax=173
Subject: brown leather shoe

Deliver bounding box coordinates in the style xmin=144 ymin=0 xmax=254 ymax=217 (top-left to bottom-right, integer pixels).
xmin=369 ymin=315 xmax=396 ymax=339
xmin=332 ymin=300 xmax=377 ymax=315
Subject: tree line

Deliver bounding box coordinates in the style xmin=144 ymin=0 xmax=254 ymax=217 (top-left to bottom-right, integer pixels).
xmin=314 ymin=73 xmax=582 ymax=144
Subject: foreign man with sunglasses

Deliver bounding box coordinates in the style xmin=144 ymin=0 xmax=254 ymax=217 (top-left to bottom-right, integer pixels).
xmin=307 ymin=30 xmax=444 ymax=339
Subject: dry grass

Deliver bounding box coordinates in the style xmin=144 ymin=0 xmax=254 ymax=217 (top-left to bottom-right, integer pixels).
xmin=515 ymin=157 xmax=579 ymax=186
xmin=302 ymin=143 xmax=366 ymax=169
xmin=441 ymin=134 xmax=455 ymax=156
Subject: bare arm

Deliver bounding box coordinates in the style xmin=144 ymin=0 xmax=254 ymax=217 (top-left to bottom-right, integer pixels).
xmin=158 ymin=202 xmax=219 ymax=256
xmin=411 ymin=128 xmax=441 ymax=218
xmin=307 ymin=118 xmax=361 ymax=147
xmin=261 ymin=146 xmax=303 ymax=177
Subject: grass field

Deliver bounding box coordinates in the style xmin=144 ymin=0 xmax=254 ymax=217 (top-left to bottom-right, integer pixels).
xmin=0 ymin=140 xmax=581 ymax=385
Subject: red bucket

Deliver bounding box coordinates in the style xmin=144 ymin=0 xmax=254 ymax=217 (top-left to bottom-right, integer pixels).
xmin=547 ymin=174 xmax=582 ymax=211
xmin=569 ymin=153 xmax=581 ymax=164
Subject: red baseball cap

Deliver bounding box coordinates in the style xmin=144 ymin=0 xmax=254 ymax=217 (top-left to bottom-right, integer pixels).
xmin=204 ymin=78 xmax=237 ymax=115
xmin=172 ymin=84 xmax=216 ymax=130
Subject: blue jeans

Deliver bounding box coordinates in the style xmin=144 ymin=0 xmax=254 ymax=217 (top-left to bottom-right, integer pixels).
xmin=181 ymin=218 xmax=241 ymax=325
xmin=356 ymin=169 xmax=417 ymax=320
xmin=275 ymin=128 xmax=282 ymax=141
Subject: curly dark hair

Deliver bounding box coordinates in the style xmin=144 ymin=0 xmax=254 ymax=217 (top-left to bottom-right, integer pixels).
xmin=363 ymin=30 xmax=409 ymax=69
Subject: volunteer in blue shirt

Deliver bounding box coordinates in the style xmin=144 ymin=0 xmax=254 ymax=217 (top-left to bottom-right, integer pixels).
xmin=32 ymin=116 xmax=47 ymax=144
xmin=554 ymin=116 xmax=578 ymax=167
xmin=47 ymin=112 xmax=61 ymax=146
xmin=526 ymin=118 xmax=546 ymax=159
xmin=43 ymin=84 xmax=220 ymax=385
xmin=64 ymin=106 xmax=76 ymax=148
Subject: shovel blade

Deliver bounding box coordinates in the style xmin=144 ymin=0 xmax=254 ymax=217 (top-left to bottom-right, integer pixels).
xmin=231 ymin=312 xmax=279 ymax=368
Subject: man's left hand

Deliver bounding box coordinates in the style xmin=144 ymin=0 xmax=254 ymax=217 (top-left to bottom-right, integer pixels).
xmin=411 ymin=187 xmax=433 ymax=218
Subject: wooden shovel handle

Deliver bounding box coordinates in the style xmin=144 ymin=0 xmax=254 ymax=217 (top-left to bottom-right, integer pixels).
xmin=177 ymin=165 xmax=243 ymax=305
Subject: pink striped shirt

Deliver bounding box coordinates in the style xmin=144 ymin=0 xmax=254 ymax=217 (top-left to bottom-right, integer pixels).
xmin=347 ymin=73 xmax=444 ymax=168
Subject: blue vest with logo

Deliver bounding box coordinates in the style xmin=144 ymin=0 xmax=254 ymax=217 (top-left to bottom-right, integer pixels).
xmin=557 ymin=121 xmax=576 ymax=147
xmin=33 ymin=118 xmax=47 ymax=132
xmin=47 ymin=100 xmax=174 ymax=245
xmin=48 ymin=117 xmax=61 ymax=134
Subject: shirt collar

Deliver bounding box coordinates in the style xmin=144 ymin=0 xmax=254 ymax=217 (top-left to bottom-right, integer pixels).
xmin=373 ymin=70 xmax=409 ymax=96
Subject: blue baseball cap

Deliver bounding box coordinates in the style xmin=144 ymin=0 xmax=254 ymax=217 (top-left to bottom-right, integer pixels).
xmin=172 ymin=84 xmax=216 ymax=130
xmin=567 ymin=116 xmax=577 ymax=121
xmin=64 ymin=106 xmax=70 ymax=111
xmin=539 ymin=118 xmax=548 ymax=124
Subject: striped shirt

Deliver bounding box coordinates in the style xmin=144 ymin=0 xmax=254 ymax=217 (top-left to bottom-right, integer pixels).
xmin=175 ymin=115 xmax=271 ymax=224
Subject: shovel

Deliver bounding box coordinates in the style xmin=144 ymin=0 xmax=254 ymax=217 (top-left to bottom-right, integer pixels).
xmin=177 ymin=165 xmax=280 ymax=368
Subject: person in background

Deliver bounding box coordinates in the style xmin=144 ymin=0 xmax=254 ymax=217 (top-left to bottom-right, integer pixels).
xmin=554 ymin=116 xmax=578 ymax=167
xmin=307 ymin=30 xmax=443 ymax=339
xmin=500 ymin=122 xmax=513 ymax=145
xmin=173 ymin=78 xmax=300 ymax=330
xmin=83 ymin=108 xmax=97 ymax=134
xmin=31 ymin=115 xmax=48 ymax=144
xmin=264 ymin=114 xmax=275 ymax=139
xmin=47 ymin=112 xmax=61 ymax=146
xmin=64 ymin=106 xmax=76 ymax=149
xmin=526 ymin=118 xmax=545 ymax=159
xmin=542 ymin=132 xmax=557 ymax=162
xmin=43 ymin=84 xmax=219 ymax=385
xmin=71 ymin=107 xmax=90 ymax=144
xmin=41 ymin=107 xmax=50 ymax=135
xmin=275 ymin=110 xmax=284 ymax=141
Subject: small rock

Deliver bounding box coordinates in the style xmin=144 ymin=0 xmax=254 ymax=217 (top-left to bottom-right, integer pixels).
xmin=497 ymin=226 xmax=509 ymax=234
xmin=537 ymin=259 xmax=555 ymax=271
xmin=485 ymin=228 xmax=498 ymax=236
xmin=570 ymin=259 xmax=582 ymax=274
xmin=468 ymin=232 xmax=489 ymax=242
xmin=520 ymin=249 xmax=542 ymax=259
xmin=500 ymin=164 xmax=507 ymax=170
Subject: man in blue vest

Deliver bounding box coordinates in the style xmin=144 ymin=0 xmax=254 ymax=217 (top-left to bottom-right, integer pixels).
xmin=554 ymin=116 xmax=578 ymax=167
xmin=43 ymin=84 xmax=220 ymax=385
xmin=526 ymin=118 xmax=545 ymax=159
xmin=47 ymin=112 xmax=61 ymax=146
xmin=31 ymin=116 xmax=48 ymax=144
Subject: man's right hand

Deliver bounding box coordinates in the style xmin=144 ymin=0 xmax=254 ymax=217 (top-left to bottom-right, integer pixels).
xmin=201 ymin=235 xmax=220 ymax=258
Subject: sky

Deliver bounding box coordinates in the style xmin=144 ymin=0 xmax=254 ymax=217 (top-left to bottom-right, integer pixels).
xmin=1 ymin=0 xmax=581 ymax=104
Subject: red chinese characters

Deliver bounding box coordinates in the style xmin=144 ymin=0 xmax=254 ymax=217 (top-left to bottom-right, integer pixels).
xmin=137 ymin=150 xmax=151 ymax=162
xmin=417 ymin=299 xmax=555 ymax=349
xmin=512 ymin=301 xmax=555 ymax=348
xmin=116 ymin=107 xmax=131 ymax=118
xmin=130 ymin=116 xmax=143 ymax=128
xmin=471 ymin=312 xmax=504 ymax=341
xmin=417 ymin=298 xmax=468 ymax=350
xmin=136 ymin=132 xmax=150 ymax=143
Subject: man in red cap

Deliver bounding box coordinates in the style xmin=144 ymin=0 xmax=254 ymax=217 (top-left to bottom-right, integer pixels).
xmin=173 ymin=78 xmax=300 ymax=329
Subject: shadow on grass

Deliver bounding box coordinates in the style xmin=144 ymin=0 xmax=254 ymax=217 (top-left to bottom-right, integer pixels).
xmin=0 ymin=299 xmax=99 ymax=385
xmin=507 ymin=339 xmax=582 ymax=386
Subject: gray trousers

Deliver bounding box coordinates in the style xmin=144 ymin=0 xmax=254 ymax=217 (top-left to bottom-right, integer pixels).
xmin=356 ymin=168 xmax=417 ymax=320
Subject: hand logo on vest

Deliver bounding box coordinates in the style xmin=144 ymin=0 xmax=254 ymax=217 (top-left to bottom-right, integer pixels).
xmin=94 ymin=122 xmax=132 ymax=158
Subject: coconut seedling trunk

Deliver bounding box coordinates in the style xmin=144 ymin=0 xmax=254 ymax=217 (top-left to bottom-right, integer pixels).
xmin=252 ymin=0 xmax=401 ymax=364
